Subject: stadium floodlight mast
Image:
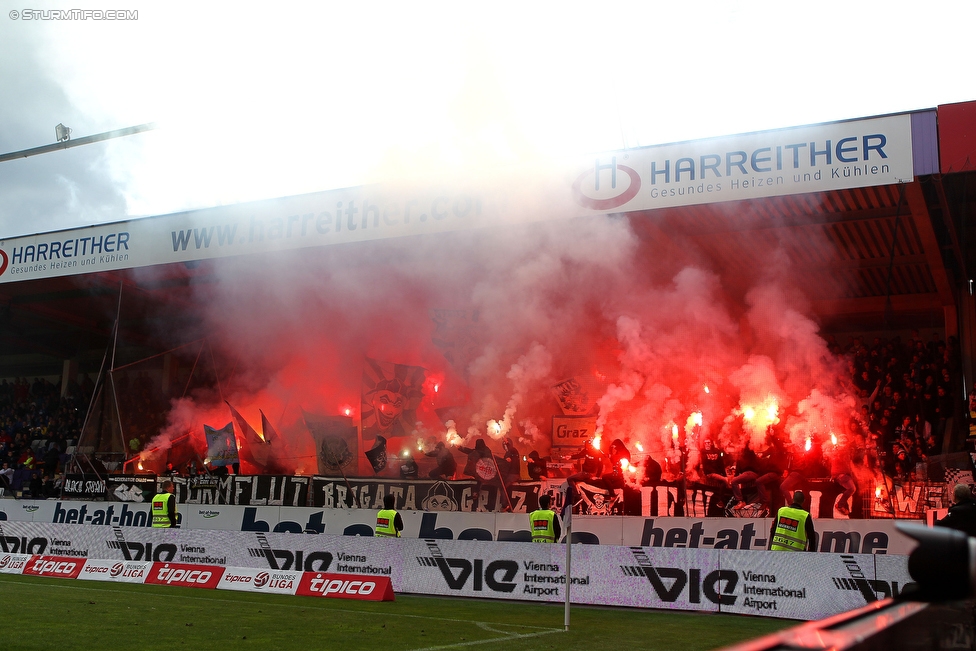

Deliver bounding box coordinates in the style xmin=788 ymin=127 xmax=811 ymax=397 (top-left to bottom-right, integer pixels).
xmin=0 ymin=122 xmax=156 ymax=163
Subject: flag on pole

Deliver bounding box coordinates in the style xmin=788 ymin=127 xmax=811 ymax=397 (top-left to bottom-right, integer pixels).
xmin=259 ymin=410 xmax=279 ymax=444
xmin=226 ymin=402 xmax=271 ymax=470
xmin=360 ymin=358 xmax=426 ymax=445
xmin=204 ymin=422 xmax=239 ymax=467
xmin=304 ymin=410 xmax=357 ymax=475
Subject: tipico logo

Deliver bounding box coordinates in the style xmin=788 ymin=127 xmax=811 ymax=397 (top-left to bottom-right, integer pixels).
xmin=572 ymin=156 xmax=641 ymax=210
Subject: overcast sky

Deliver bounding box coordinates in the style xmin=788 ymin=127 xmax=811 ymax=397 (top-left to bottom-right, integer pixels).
xmin=1 ymin=0 xmax=974 ymax=239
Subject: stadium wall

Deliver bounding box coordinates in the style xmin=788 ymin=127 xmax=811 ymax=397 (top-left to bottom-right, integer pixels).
xmin=0 ymin=521 xmax=910 ymax=620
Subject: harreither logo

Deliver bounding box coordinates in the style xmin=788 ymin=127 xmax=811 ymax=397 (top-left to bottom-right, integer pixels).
xmin=572 ymin=156 xmax=641 ymax=210
xmin=0 ymin=250 xmax=8 ymax=276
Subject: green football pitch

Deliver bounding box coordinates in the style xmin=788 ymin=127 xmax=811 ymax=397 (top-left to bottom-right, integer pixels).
xmin=0 ymin=574 xmax=791 ymax=650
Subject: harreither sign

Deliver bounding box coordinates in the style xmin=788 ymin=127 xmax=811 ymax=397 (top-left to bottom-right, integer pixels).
xmin=570 ymin=113 xmax=914 ymax=213
xmin=0 ymin=113 xmax=916 ymax=284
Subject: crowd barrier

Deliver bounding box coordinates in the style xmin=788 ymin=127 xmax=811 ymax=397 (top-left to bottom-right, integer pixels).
xmin=0 ymin=521 xmax=911 ymax=620
xmin=0 ymin=498 xmax=920 ymax=554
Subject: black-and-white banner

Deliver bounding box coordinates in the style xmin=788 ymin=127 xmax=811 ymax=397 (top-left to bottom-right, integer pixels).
xmin=106 ymin=475 xmax=159 ymax=503
xmin=167 ymin=475 xmax=309 ymax=506
xmin=310 ymin=477 xmax=544 ymax=513
xmin=61 ymin=474 xmax=107 ymax=501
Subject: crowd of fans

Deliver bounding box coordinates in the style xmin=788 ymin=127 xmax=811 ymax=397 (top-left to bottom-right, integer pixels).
xmin=841 ymin=329 xmax=964 ymax=480
xmin=0 ymin=376 xmax=89 ymax=498
xmin=539 ymin=329 xmax=969 ymax=516
xmin=0 ymin=328 xmax=969 ymax=517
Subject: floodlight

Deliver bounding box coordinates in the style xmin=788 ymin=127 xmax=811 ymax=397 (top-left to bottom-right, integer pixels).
xmin=55 ymin=123 xmax=72 ymax=142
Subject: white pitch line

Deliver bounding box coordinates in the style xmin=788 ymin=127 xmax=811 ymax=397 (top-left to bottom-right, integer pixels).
xmin=404 ymin=623 xmax=564 ymax=651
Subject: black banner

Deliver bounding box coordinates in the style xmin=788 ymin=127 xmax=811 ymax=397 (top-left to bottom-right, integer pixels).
xmin=61 ymin=474 xmax=107 ymax=501
xmin=310 ymin=477 xmax=545 ymax=513
xmin=106 ymin=474 xmax=158 ymax=503
xmin=169 ymin=475 xmax=309 ymax=506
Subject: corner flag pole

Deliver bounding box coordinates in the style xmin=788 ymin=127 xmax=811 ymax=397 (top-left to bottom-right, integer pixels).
xmin=564 ymin=487 xmax=573 ymax=630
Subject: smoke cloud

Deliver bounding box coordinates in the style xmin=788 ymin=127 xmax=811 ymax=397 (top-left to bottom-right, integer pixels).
xmin=136 ymin=202 xmax=862 ymax=481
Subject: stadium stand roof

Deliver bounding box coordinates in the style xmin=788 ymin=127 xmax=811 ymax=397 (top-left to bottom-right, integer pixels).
xmin=1 ymin=102 xmax=974 ymax=380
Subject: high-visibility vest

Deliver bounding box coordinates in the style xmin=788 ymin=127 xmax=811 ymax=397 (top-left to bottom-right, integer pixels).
xmin=375 ymin=509 xmax=400 ymax=537
xmin=151 ymin=492 xmax=174 ymax=528
xmin=529 ymin=509 xmax=556 ymax=543
xmin=770 ymin=506 xmax=809 ymax=551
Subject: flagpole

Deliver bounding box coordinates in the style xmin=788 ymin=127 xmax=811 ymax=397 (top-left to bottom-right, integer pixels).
xmin=564 ymin=487 xmax=573 ymax=631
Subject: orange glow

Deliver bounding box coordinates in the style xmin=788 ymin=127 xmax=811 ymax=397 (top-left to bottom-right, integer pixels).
xmin=619 ymin=458 xmax=628 ymax=470
xmin=344 ymin=408 xmax=351 ymax=416
xmin=804 ymin=437 xmax=812 ymax=452
xmin=592 ymin=436 xmax=602 ymax=450
xmin=691 ymin=411 xmax=703 ymax=427
xmin=739 ymin=396 xmax=779 ymax=431
xmin=830 ymin=432 xmax=838 ymax=445
xmin=703 ymin=383 xmax=710 ymax=394
xmin=434 ymin=384 xmax=439 ymax=393
xmin=875 ymin=486 xmax=882 ymax=498
xmin=635 ymin=442 xmax=644 ymax=452
xmin=137 ymin=462 xmax=143 ymax=471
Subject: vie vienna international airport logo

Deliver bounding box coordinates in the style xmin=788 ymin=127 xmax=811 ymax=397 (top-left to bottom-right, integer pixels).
xmin=572 ymin=156 xmax=641 ymax=210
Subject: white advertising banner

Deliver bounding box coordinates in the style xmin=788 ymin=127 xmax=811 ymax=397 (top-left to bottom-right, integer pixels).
xmin=0 ymin=184 xmax=520 ymax=284
xmin=0 ymin=553 xmax=31 ymax=574
xmin=216 ymin=567 xmax=301 ymax=595
xmin=0 ymin=522 xmax=914 ymax=619
xmin=77 ymin=559 xmax=152 ymax=583
xmin=0 ymin=499 xmax=919 ymax=554
xmin=570 ymin=114 xmax=914 ymax=215
xmin=0 ymin=114 xmax=915 ymax=285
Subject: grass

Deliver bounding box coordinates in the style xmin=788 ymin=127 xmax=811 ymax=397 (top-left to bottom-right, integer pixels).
xmin=0 ymin=574 xmax=791 ymax=650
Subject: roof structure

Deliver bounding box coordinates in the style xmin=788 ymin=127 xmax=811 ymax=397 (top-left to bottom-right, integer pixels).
xmin=1 ymin=103 xmax=974 ymax=381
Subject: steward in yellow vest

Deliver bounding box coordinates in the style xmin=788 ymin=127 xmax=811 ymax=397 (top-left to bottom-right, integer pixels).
xmin=529 ymin=494 xmax=561 ymax=543
xmin=769 ymin=490 xmax=816 ymax=551
xmin=151 ymin=480 xmax=177 ymax=528
xmin=375 ymin=494 xmax=403 ymax=537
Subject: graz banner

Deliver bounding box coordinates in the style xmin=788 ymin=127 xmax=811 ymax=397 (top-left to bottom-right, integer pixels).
xmin=310 ymin=477 xmax=542 ymax=513
xmin=551 ymin=415 xmax=597 ymax=449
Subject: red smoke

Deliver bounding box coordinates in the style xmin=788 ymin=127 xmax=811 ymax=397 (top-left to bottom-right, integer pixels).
xmin=139 ymin=213 xmax=863 ymax=480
